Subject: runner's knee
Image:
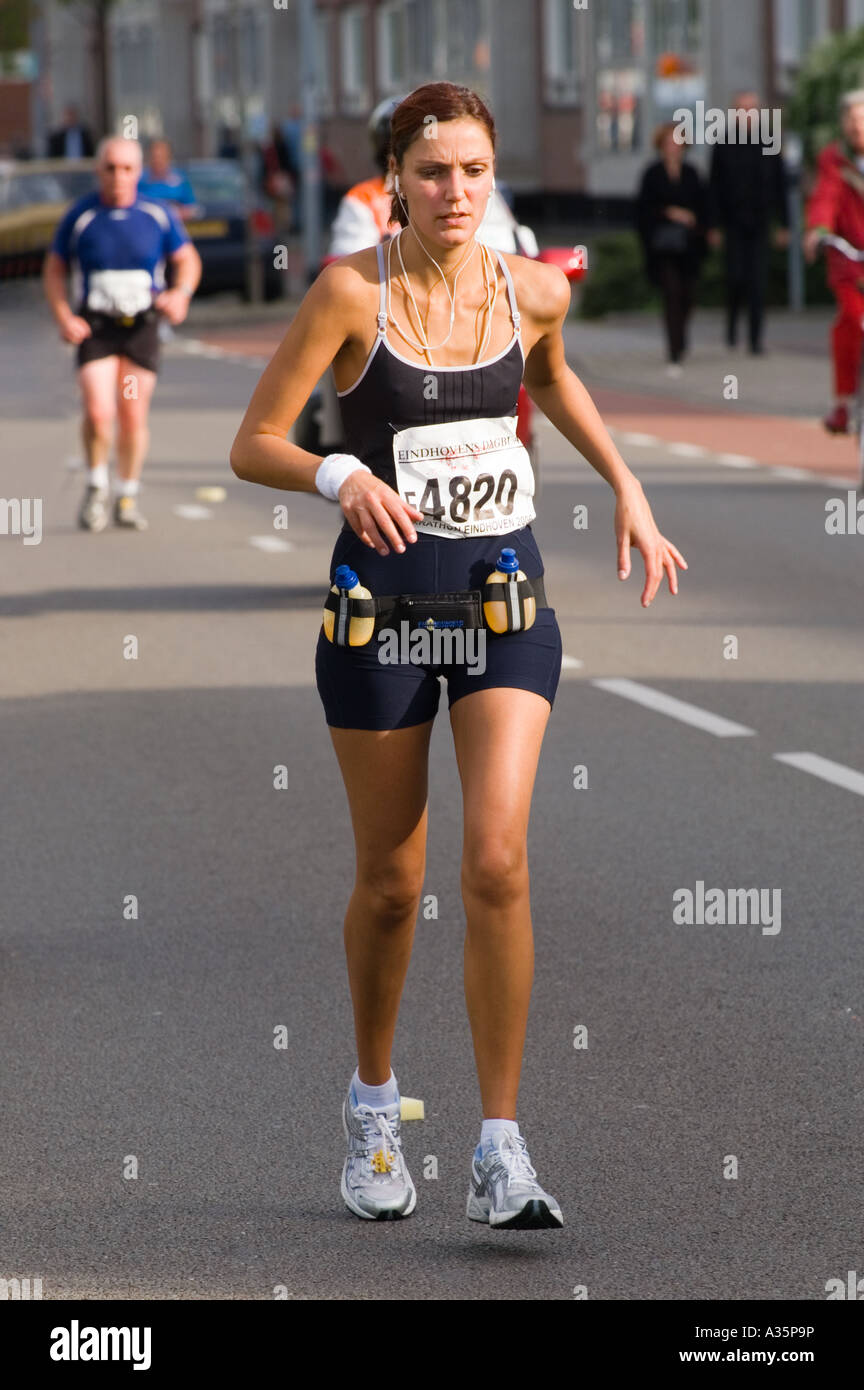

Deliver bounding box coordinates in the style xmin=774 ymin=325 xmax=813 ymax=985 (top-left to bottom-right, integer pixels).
xmin=355 ymin=862 xmax=425 ymax=922
xmin=84 ymin=404 xmax=115 ymax=435
xmin=462 ymin=842 xmax=528 ymax=908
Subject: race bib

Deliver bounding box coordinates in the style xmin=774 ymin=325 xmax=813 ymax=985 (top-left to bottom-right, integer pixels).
xmin=392 ymin=415 xmax=535 ymax=539
xmin=86 ymin=269 xmax=153 ymax=318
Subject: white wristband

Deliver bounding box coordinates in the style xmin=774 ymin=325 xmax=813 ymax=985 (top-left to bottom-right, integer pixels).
xmin=315 ymin=453 xmax=372 ymax=502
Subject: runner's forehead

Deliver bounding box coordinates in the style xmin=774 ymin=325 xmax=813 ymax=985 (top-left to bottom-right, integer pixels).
xmin=405 ymin=123 xmax=493 ymax=166
xmin=101 ymin=144 xmax=141 ymax=168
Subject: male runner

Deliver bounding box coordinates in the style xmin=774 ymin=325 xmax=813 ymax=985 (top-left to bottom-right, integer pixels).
xmin=43 ymin=135 xmax=202 ymax=531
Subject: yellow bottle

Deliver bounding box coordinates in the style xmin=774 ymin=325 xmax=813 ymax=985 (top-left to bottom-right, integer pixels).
xmin=323 ymin=564 xmax=375 ymax=646
xmin=483 ymin=548 xmax=536 ymax=633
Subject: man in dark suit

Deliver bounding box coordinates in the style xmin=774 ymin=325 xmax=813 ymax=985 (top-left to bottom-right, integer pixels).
xmin=707 ymin=90 xmax=789 ymax=354
xmin=47 ymin=105 xmax=95 ymax=159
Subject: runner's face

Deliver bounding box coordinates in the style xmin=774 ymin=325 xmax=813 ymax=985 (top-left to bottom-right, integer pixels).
xmin=99 ymin=143 xmax=141 ymax=205
xmin=398 ymin=118 xmax=494 ymax=245
xmin=843 ymin=104 xmax=864 ymax=152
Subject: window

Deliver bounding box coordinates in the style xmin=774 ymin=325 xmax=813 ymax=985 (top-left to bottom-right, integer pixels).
xmin=445 ymin=0 xmax=489 ymax=79
xmin=652 ymin=0 xmax=704 ymax=130
xmin=595 ymin=0 xmax=646 ymax=153
xmin=377 ymin=1 xmax=406 ymax=92
xmin=340 ymin=4 xmax=368 ymax=115
xmin=112 ymin=23 xmax=160 ymax=137
xmin=774 ymin=0 xmax=832 ymax=97
xmin=543 ymin=0 xmax=584 ymax=106
xmin=404 ymin=0 xmax=434 ymax=79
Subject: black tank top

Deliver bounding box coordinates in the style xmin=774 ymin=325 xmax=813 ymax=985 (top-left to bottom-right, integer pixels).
xmin=336 ymin=239 xmax=525 ymax=498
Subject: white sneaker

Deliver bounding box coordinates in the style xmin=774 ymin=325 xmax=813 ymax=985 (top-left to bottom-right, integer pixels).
xmin=341 ymin=1082 xmax=416 ymax=1221
xmin=467 ymin=1129 xmax=563 ymax=1229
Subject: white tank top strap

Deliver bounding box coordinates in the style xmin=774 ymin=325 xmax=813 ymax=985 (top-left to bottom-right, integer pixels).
xmin=494 ymin=248 xmax=522 ymax=336
xmin=375 ymin=242 xmax=388 ymax=336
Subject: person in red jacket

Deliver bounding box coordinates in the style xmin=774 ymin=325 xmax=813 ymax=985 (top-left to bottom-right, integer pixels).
xmin=804 ymin=91 xmax=864 ymax=433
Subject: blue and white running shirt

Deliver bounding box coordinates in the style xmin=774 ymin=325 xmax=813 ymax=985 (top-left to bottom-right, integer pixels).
xmin=50 ymin=191 xmax=189 ymax=316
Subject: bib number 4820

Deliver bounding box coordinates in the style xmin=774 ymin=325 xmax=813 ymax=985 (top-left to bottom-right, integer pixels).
xmin=409 ymin=469 xmax=518 ymax=524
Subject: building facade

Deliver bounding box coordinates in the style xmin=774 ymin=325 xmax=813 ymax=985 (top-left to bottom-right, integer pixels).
xmin=19 ymin=1 xmax=864 ymax=201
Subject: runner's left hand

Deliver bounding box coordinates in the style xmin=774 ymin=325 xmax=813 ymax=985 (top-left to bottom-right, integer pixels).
xmin=153 ymin=289 xmax=190 ymax=325
xmin=614 ymin=478 xmax=687 ymax=607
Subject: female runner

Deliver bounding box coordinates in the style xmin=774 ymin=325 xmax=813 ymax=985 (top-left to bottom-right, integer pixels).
xmin=231 ymin=83 xmax=686 ymax=1230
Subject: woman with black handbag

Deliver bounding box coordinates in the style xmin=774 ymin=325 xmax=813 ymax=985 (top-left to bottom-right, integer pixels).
xmin=635 ymin=122 xmax=708 ymax=375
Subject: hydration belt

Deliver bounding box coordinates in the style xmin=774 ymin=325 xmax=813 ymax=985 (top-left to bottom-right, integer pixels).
xmin=79 ymin=304 xmax=157 ymax=329
xmin=323 ymin=574 xmax=547 ymax=647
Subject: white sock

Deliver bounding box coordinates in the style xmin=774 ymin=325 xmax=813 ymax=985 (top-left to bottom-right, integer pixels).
xmin=88 ymin=463 xmax=109 ymax=490
xmin=116 ymin=478 xmax=140 ymax=497
xmin=480 ymin=1118 xmax=520 ymax=1150
xmin=351 ymin=1067 xmax=398 ymax=1109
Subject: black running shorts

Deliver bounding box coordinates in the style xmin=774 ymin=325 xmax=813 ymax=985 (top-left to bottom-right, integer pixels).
xmin=315 ymin=524 xmax=563 ymax=730
xmin=75 ymin=306 xmax=161 ymax=374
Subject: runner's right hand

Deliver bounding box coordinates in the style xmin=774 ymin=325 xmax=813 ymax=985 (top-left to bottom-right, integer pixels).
xmin=59 ymin=314 xmax=93 ymax=345
xmin=337 ymin=470 xmax=424 ymax=555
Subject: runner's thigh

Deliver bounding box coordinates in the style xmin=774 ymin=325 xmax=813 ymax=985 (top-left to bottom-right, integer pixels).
xmin=328 ymin=722 xmax=434 ymax=882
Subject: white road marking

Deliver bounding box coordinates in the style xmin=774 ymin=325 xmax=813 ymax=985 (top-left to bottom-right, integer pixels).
xmin=715 ymin=453 xmax=759 ymax=468
xmin=613 ymin=431 xmax=662 ymax=448
xmin=249 ymin=535 xmax=295 ymax=552
xmin=667 ymin=441 xmax=708 ymax=457
xmin=773 ymin=752 xmax=864 ymax=797
xmin=172 ymin=504 xmax=213 ymax=520
xmin=592 ymin=677 xmax=756 ymax=737
xmin=770 ymin=466 xmax=811 ymax=480
xmin=561 ymin=654 xmax=583 ymax=669
xmin=823 ymin=475 xmax=860 ymax=488
xmin=175 ymin=337 xmax=267 ymax=369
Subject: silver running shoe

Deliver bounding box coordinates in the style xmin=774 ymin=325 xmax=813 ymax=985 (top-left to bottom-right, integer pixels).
xmin=467 ymin=1129 xmax=564 ymax=1229
xmin=78 ymin=484 xmax=110 ymax=532
xmin=341 ymin=1085 xmax=417 ymax=1221
xmin=113 ymin=494 xmax=149 ymax=530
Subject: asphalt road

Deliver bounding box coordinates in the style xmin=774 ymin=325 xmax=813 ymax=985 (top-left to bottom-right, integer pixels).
xmin=2 ymin=283 xmax=863 ymax=1301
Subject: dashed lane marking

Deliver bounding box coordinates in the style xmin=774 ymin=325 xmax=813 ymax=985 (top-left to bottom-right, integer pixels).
xmin=172 ymin=504 xmax=213 ymax=520
xmin=249 ymin=536 xmax=295 ymax=552
xmin=773 ymin=752 xmax=864 ymax=798
xmin=591 ymin=677 xmax=756 ymax=737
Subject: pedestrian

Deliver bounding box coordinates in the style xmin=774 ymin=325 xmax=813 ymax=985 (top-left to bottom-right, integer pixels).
xmin=230 ymin=82 xmax=686 ymax=1228
xmin=46 ymin=104 xmax=95 ymax=159
xmin=635 ymin=121 xmax=708 ymax=375
xmin=137 ymin=139 xmax=198 ymax=221
xmin=803 ymin=89 xmax=864 ymax=435
xmin=707 ymin=90 xmax=790 ymax=355
xmin=42 ymin=135 xmax=202 ymax=532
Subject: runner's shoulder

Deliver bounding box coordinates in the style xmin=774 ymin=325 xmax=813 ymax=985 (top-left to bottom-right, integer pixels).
xmin=310 ymin=246 xmax=382 ymax=330
xmin=499 ymin=251 xmax=571 ymax=328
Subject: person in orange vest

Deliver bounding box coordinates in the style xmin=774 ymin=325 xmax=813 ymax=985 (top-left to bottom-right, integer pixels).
xmin=327 ymin=97 xmax=405 ymax=257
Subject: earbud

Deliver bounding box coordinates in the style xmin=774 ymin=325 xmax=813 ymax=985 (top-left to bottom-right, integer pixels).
xmin=394 ymin=175 xmax=401 ymax=193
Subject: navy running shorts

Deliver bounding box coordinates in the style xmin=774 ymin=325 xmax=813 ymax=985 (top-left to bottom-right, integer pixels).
xmin=315 ymin=523 xmax=563 ymax=730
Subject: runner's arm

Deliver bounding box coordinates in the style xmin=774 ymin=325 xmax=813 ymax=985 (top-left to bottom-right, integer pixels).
xmin=521 ymin=262 xmax=641 ymax=495
xmin=230 ymin=261 xmax=358 ymax=490
xmin=166 ymin=240 xmax=202 ymax=295
xmin=42 ymin=250 xmax=76 ymax=326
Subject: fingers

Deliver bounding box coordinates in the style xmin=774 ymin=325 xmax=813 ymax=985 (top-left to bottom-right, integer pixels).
xmin=617 ymin=530 xmax=631 ymax=580
xmin=641 ymin=541 xmax=687 ymax=606
xmin=640 ymin=549 xmax=665 ymax=607
xmin=342 ymin=481 xmax=422 ymax=555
